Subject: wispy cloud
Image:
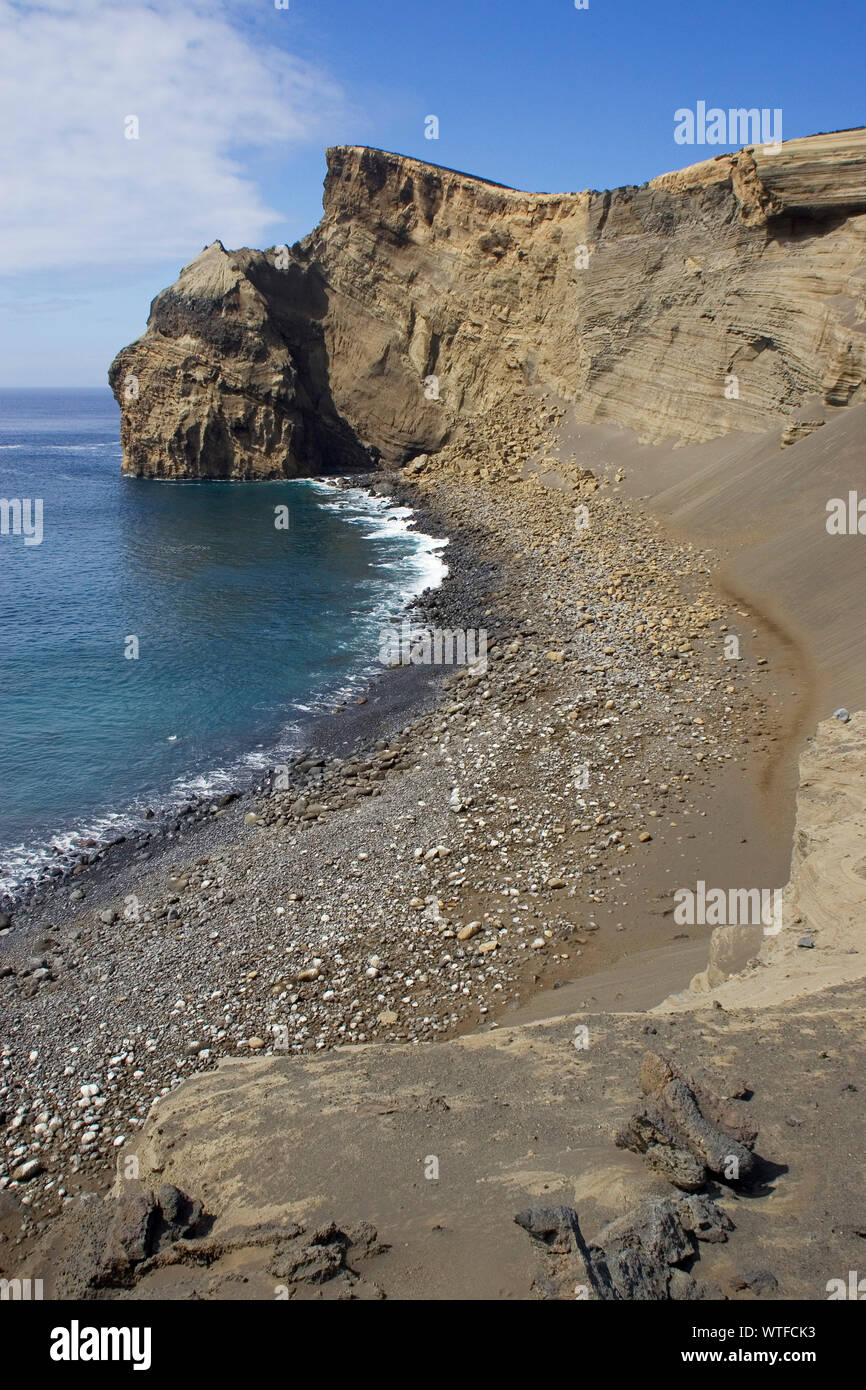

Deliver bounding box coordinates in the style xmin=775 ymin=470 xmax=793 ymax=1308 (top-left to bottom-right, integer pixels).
xmin=2 ymin=295 xmax=89 ymax=315
xmin=0 ymin=0 xmax=346 ymax=274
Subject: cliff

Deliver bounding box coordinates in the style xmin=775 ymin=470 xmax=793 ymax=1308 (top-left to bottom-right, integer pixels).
xmin=676 ymin=711 xmax=866 ymax=1009
xmin=109 ymin=130 xmax=866 ymax=478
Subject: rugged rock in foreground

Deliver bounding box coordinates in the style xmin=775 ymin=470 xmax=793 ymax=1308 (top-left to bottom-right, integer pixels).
xmin=110 ymin=130 xmax=866 ymax=477
xmin=19 ymin=973 xmax=865 ymax=1299
xmin=515 ymin=1194 xmax=733 ymax=1300
xmin=614 ymin=1052 xmax=758 ymax=1190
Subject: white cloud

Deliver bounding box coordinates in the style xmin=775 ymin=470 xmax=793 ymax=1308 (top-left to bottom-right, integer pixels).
xmin=0 ymin=0 xmax=347 ymax=273
xmin=4 ymin=295 xmax=89 ymax=314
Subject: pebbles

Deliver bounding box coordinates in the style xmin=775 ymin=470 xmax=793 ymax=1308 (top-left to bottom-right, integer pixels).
xmin=0 ymin=394 xmax=769 ymax=1220
xmin=11 ymin=1159 xmax=43 ymax=1182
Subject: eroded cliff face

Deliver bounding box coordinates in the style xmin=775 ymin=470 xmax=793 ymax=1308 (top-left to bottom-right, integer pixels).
xmin=676 ymin=710 xmax=866 ymax=1010
xmin=110 ymin=130 xmax=866 ymax=478
xmin=107 ymin=240 xmax=368 ymax=479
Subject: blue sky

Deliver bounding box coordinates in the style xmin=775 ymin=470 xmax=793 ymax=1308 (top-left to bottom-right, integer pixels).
xmin=1 ymin=0 xmax=863 ymax=386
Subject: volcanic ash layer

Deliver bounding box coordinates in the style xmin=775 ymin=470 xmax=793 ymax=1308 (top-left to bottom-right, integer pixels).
xmin=109 ymin=131 xmax=866 ymax=479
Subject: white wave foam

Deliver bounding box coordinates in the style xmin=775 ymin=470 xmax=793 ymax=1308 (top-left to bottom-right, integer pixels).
xmin=0 ymin=442 xmax=119 ymax=452
xmin=0 ymin=476 xmax=450 ymax=896
xmin=309 ymin=479 xmax=449 ymax=603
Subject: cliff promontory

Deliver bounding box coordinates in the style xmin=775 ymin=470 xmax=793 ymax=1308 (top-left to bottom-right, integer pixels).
xmin=109 ymin=130 xmax=866 ymax=478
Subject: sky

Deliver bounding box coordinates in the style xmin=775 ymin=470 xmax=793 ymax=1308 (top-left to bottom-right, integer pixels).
xmin=1 ymin=0 xmax=864 ymax=386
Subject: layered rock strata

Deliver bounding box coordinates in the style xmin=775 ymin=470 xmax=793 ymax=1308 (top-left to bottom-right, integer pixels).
xmin=110 ymin=130 xmax=866 ymax=477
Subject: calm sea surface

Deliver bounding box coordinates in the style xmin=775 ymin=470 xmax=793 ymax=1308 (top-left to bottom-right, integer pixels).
xmin=0 ymin=389 xmax=446 ymax=892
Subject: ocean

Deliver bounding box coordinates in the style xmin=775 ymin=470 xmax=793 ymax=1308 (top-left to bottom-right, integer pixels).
xmin=0 ymin=388 xmax=447 ymax=895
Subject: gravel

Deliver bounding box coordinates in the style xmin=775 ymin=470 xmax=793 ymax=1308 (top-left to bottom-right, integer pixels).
xmin=0 ymin=394 xmax=781 ymax=1225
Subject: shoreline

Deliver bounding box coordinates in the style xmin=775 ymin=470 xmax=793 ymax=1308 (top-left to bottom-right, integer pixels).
xmin=0 ymin=476 xmax=456 ymax=917
xmin=0 ymin=401 xmax=813 ymax=1241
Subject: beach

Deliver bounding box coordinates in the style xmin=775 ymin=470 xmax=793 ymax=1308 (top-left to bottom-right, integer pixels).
xmin=0 ymin=392 xmax=808 ymax=1254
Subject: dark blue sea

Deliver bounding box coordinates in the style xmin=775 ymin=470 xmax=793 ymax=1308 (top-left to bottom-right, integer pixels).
xmin=0 ymin=389 xmax=446 ymax=893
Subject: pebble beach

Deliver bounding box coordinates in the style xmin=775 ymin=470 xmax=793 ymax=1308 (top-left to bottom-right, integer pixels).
xmin=0 ymin=395 xmax=803 ymax=1245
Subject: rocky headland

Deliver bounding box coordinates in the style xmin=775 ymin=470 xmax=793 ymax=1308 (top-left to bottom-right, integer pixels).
xmin=109 ymin=131 xmax=866 ymax=477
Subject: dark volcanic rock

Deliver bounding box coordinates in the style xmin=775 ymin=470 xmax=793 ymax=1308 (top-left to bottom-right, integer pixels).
xmin=614 ymin=1051 xmax=758 ymax=1190
xmin=515 ymin=1193 xmax=732 ymax=1301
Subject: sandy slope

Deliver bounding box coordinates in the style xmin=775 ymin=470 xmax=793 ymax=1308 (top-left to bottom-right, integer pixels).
xmin=558 ymin=401 xmax=866 ymax=712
